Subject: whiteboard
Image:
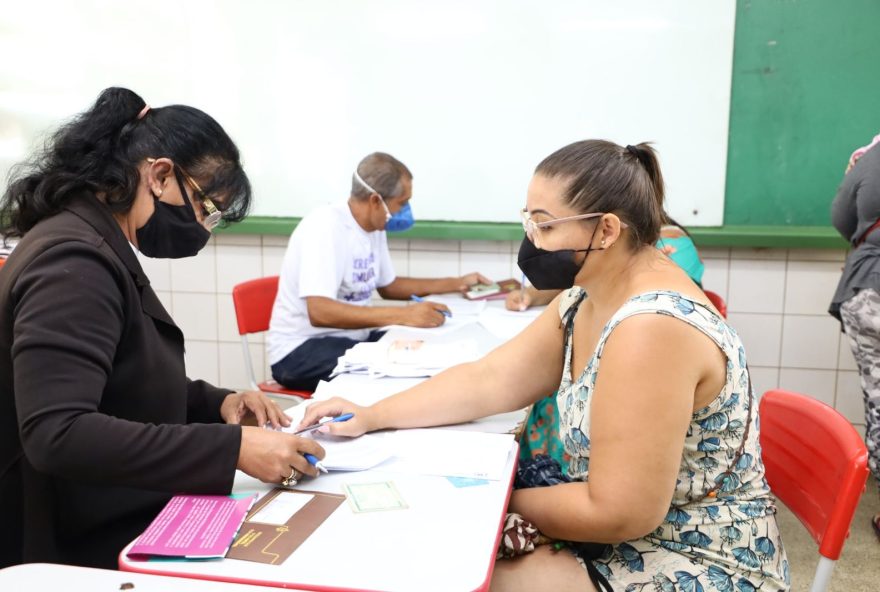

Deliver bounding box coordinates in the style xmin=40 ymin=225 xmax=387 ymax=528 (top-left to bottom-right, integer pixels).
xmin=0 ymin=0 xmax=735 ymax=225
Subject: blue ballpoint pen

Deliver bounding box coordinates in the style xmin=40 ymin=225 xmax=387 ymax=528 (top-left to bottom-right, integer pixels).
xmin=304 ymin=453 xmax=328 ymax=474
xmin=294 ymin=412 xmax=355 ymax=435
xmin=410 ymin=294 xmax=452 ymax=317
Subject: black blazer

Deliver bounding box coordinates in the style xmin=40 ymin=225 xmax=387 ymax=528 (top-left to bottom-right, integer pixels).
xmin=0 ymin=193 xmax=241 ymax=569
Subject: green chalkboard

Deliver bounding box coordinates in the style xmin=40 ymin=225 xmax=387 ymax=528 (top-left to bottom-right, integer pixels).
xmin=725 ymin=0 xmax=880 ymax=226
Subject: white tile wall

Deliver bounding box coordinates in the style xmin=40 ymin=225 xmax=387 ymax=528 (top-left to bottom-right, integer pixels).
xmin=165 ymin=235 xmax=866 ymax=431
xmin=728 ymin=259 xmax=786 ymax=314
xmin=216 ymin=243 xmax=264 ymax=293
xmin=701 ymin=258 xmax=729 ymax=300
xmin=748 ymin=366 xmax=780 ymax=402
xmin=778 ymin=368 xmax=837 ymax=407
xmin=779 ymin=315 xmax=841 ymax=369
xmin=727 ymin=313 xmax=782 ymax=367
xmin=171 ymin=242 xmax=216 ymax=293
xmin=783 ymin=260 xmax=841 ymax=315
xmin=409 ymin=249 xmax=461 ymax=278
xmin=172 ymin=292 xmax=219 ymax=341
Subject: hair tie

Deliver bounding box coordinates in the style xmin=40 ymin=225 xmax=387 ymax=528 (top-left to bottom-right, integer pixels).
xmin=137 ymin=104 xmax=151 ymax=120
xmin=625 ymin=144 xmax=639 ymax=157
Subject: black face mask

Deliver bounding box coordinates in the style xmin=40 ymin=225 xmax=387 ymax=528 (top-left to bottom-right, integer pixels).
xmin=135 ymin=172 xmax=211 ymax=259
xmin=516 ymin=228 xmax=605 ymax=290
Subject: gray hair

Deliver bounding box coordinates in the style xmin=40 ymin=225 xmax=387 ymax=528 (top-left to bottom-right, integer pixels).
xmin=350 ymin=152 xmax=412 ymax=201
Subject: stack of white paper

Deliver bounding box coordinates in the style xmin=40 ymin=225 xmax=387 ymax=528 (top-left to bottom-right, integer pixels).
xmin=331 ymin=339 xmax=480 ymax=378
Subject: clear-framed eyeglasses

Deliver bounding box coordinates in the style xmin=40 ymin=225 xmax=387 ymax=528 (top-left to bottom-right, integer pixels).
xmin=520 ymin=208 xmax=629 ymax=248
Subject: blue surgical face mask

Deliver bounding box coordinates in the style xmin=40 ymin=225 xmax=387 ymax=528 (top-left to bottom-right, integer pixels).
xmin=382 ymin=201 xmax=414 ymax=232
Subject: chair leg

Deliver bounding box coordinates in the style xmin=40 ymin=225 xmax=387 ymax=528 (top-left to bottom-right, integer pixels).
xmin=809 ymin=556 xmax=836 ymax=592
xmin=241 ymin=335 xmax=259 ymax=391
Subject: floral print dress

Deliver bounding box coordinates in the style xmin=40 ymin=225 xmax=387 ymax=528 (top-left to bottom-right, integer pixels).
xmin=556 ymin=288 xmax=790 ymax=591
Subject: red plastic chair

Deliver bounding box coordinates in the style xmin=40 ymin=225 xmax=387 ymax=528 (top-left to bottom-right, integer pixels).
xmin=232 ymin=276 xmax=312 ymax=400
xmin=759 ymin=389 xmax=869 ymax=592
xmin=703 ymin=289 xmax=727 ymax=318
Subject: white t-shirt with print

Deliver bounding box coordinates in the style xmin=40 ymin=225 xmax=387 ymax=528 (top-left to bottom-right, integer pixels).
xmin=267 ymin=202 xmax=396 ymax=364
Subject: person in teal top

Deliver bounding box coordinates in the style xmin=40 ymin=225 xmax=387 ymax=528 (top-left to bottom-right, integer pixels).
xmin=655 ymin=222 xmax=704 ymax=287
xmin=508 ymin=218 xmax=705 ymax=470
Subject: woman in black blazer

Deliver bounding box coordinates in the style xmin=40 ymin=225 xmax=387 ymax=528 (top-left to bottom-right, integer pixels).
xmin=0 ymin=88 xmax=324 ymax=568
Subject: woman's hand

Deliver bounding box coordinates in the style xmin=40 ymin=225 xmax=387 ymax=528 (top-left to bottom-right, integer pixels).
xmin=505 ymin=289 xmax=533 ymax=312
xmin=297 ymin=397 xmax=375 ymax=437
xmin=238 ymin=427 xmax=325 ymax=484
xmin=221 ymin=390 xmax=291 ymax=430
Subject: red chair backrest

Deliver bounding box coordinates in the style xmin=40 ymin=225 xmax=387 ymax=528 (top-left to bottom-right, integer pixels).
xmin=759 ymin=389 xmax=869 ymax=560
xmin=703 ymin=289 xmax=727 ymax=318
xmin=232 ymin=276 xmax=280 ymax=336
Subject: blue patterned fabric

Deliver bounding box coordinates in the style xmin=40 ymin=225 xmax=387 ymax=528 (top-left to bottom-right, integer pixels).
xmin=556 ymin=288 xmax=790 ymax=591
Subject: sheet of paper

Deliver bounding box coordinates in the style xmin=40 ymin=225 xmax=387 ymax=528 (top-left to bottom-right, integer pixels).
xmin=377 ymin=429 xmax=515 ymax=480
xmin=250 ymin=492 xmax=314 ymax=525
xmin=378 ymin=313 xmax=479 ymax=336
xmin=311 ymin=374 xmax=423 ymax=406
xmin=331 ymin=338 xmax=480 ymax=378
xmin=477 ymin=306 xmax=543 ymax=340
xmin=309 ymin=433 xmax=395 ymax=471
xmin=279 ymin=413 xmax=395 ymax=472
xmin=421 ymin=294 xmax=488 ymax=316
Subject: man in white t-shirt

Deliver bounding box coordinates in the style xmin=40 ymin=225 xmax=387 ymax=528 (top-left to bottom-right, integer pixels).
xmin=267 ymin=152 xmax=490 ymax=391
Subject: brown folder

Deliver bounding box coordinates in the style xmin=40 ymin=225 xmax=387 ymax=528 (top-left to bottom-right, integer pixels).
xmin=227 ymin=488 xmax=345 ymax=565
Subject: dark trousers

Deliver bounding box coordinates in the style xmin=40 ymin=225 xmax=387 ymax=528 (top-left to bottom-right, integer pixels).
xmin=271 ymin=331 xmax=385 ymax=391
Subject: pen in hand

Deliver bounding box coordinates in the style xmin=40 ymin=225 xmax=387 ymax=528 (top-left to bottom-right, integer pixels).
xmin=304 ymin=453 xmax=328 ymax=474
xmin=294 ymin=412 xmax=355 ymax=435
xmin=519 ymin=273 xmax=527 ymax=312
xmin=410 ymin=294 xmax=452 ymax=318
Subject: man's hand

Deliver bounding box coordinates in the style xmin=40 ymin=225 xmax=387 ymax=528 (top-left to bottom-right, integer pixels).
xmin=458 ymin=272 xmax=493 ymax=291
xmin=399 ymin=301 xmax=450 ymax=327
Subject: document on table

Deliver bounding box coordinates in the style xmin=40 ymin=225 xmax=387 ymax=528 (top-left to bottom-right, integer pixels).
xmin=281 ymin=406 xmax=514 ymax=479
xmin=308 ymin=433 xmax=395 ymax=471
xmin=331 ymin=338 xmax=480 ymax=378
xmin=280 ymin=410 xmax=395 ymax=472
xmin=477 ymin=306 xmax=543 ymax=340
xmin=378 ymin=313 xmax=479 ymax=336
xmin=311 ymin=375 xmax=423 ymax=406
xmin=376 ymin=429 xmax=515 ymax=480
xmin=420 ymin=294 xmax=488 ymax=316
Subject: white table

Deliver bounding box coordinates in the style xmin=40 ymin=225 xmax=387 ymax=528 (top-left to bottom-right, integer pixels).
xmin=118 ymin=298 xmax=533 ymax=591
xmin=0 ymin=562 xmax=291 ymax=592
xmin=119 ymin=445 xmax=517 ymax=592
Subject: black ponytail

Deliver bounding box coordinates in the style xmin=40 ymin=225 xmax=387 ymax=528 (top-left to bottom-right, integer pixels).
xmin=1 ymin=87 xmax=251 ymax=238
